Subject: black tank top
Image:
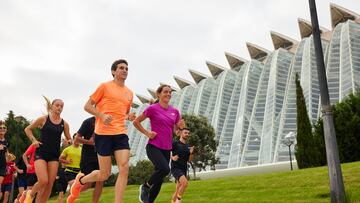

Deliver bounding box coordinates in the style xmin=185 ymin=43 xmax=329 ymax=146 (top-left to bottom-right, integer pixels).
xmin=38 ymin=116 xmax=64 ymax=157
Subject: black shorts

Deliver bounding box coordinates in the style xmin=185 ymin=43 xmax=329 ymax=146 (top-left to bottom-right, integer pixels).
xmin=95 ymin=134 xmax=130 ymax=156
xmin=27 ymin=173 xmax=37 ymax=187
xmin=81 ymin=157 xmax=99 ymax=175
xmin=65 ymin=171 xmax=78 ymax=182
xmin=171 ymin=168 xmax=187 ymax=181
xmin=56 ymin=169 xmax=68 ymax=193
xmin=1 ymin=184 xmax=11 ymax=192
xmin=35 ymin=149 xmax=59 ymax=162
xmin=0 ymin=165 xmax=6 ymax=177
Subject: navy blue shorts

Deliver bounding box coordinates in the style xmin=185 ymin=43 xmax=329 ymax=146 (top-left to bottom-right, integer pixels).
xmin=18 ymin=177 xmax=27 ymax=188
xmin=26 ymin=173 xmax=37 ymax=187
xmin=95 ymin=134 xmax=130 ymax=156
xmin=1 ymin=184 xmax=11 ymax=192
xmin=171 ymin=168 xmax=187 ymax=181
xmin=81 ymin=157 xmax=99 ymax=175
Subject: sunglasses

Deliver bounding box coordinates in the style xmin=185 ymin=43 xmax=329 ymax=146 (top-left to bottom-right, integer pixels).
xmin=0 ymin=126 xmax=7 ymax=130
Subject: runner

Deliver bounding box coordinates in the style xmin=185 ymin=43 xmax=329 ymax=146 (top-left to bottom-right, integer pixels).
xmin=24 ymin=96 xmax=72 ymax=203
xmin=18 ymin=144 xmax=38 ymax=203
xmin=133 ymin=84 xmax=185 ymax=203
xmin=74 ymin=117 xmax=103 ymax=203
xmin=0 ymin=153 xmax=21 ymax=203
xmin=69 ymin=59 xmax=135 ymax=203
xmin=59 ymin=134 xmax=82 ymax=187
xmin=171 ymin=128 xmax=194 ymax=203
xmin=0 ymin=120 xmax=9 ymax=188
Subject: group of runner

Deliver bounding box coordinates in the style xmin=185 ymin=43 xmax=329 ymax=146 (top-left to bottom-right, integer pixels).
xmin=0 ymin=58 xmax=194 ymax=203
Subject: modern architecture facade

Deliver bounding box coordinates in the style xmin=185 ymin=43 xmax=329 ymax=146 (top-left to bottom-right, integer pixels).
xmin=128 ymin=4 xmax=360 ymax=168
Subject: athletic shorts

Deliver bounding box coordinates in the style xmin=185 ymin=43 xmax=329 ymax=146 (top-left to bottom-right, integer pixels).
xmin=0 ymin=165 xmax=6 ymax=177
xmin=26 ymin=173 xmax=37 ymax=187
xmin=18 ymin=177 xmax=27 ymax=188
xmin=55 ymin=169 xmax=68 ymax=194
xmin=1 ymin=184 xmax=11 ymax=192
xmin=35 ymin=149 xmax=59 ymax=162
xmin=171 ymin=168 xmax=187 ymax=181
xmin=94 ymin=134 xmax=130 ymax=156
xmin=81 ymin=157 xmax=99 ymax=175
xmin=65 ymin=171 xmax=78 ymax=183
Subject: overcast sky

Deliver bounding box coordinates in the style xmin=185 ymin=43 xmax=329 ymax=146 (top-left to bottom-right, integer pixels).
xmin=1 ymin=0 xmax=359 ymax=134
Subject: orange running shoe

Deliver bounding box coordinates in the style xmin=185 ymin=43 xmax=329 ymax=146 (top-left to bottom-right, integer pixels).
xmin=67 ymin=195 xmax=76 ymax=203
xmin=70 ymin=172 xmax=84 ymax=198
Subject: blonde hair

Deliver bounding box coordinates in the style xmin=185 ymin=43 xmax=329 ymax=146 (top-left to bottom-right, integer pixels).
xmin=7 ymin=153 xmax=16 ymax=161
xmin=42 ymin=95 xmax=52 ymax=113
xmin=42 ymin=95 xmax=63 ymax=114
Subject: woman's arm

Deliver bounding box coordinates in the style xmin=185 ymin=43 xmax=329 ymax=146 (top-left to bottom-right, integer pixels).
xmin=24 ymin=116 xmax=46 ymax=147
xmin=133 ymin=113 xmax=157 ymax=139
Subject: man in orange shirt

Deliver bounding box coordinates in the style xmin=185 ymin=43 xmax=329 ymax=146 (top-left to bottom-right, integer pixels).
xmin=69 ymin=59 xmax=136 ymax=203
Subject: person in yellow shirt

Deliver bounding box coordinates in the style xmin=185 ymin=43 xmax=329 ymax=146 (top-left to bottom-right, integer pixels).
xmin=59 ymin=134 xmax=82 ymax=187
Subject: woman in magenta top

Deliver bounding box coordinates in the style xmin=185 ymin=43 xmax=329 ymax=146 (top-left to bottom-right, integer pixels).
xmin=133 ymin=84 xmax=184 ymax=203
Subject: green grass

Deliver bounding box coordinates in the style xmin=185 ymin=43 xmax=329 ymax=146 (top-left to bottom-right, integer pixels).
xmin=49 ymin=161 xmax=360 ymax=202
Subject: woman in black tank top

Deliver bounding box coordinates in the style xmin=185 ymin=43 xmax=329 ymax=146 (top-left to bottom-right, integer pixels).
xmin=24 ymin=96 xmax=72 ymax=203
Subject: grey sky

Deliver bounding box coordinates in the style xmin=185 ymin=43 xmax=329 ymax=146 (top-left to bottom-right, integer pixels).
xmin=1 ymin=0 xmax=359 ymax=134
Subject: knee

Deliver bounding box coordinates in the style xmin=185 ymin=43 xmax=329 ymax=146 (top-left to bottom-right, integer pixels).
xmin=119 ymin=164 xmax=129 ymax=176
xmin=181 ymin=180 xmax=188 ymax=188
xmin=98 ymin=171 xmax=111 ymax=181
xmin=160 ymin=166 xmax=170 ymax=177
xmin=37 ymin=177 xmax=49 ymax=186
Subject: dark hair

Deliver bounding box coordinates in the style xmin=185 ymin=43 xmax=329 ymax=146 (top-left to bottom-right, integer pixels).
xmin=180 ymin=127 xmax=190 ymax=131
xmin=0 ymin=120 xmax=5 ymax=126
xmin=111 ymin=59 xmax=128 ymax=77
xmin=156 ymin=84 xmax=171 ymax=96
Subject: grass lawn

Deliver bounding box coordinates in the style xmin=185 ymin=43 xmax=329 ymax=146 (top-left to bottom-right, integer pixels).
xmin=49 ymin=161 xmax=360 ymax=202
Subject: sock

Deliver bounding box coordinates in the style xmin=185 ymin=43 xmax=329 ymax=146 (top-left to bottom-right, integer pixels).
xmin=79 ymin=176 xmax=85 ymax=185
xmin=144 ymin=182 xmax=151 ymax=188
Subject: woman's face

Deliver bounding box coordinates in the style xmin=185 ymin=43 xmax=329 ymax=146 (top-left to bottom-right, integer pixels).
xmin=52 ymin=100 xmax=64 ymax=114
xmin=0 ymin=124 xmax=7 ymax=137
xmin=158 ymin=86 xmax=172 ymax=104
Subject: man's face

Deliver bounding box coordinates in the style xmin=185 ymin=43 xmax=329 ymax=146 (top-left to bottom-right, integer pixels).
xmin=112 ymin=63 xmax=128 ymax=80
xmin=180 ymin=129 xmax=190 ymax=140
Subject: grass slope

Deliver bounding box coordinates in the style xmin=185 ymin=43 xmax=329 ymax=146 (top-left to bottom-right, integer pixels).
xmin=49 ymin=161 xmax=360 ymax=202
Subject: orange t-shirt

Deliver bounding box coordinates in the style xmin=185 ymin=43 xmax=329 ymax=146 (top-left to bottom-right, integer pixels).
xmin=90 ymin=80 xmax=133 ymax=135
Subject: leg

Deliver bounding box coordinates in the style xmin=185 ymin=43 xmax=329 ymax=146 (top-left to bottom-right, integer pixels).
xmin=92 ymin=181 xmax=104 ymax=203
xmin=30 ymin=160 xmax=48 ymax=203
xmin=113 ymin=149 xmax=130 ymax=203
xmin=40 ymin=161 xmax=58 ymax=202
xmin=146 ymin=145 xmax=170 ymax=202
xmin=2 ymin=191 xmax=9 ymax=203
xmin=81 ymin=155 xmax=112 ymax=183
xmin=176 ymin=176 xmax=188 ymax=200
xmin=57 ymin=191 xmax=64 ymax=203
xmin=172 ymin=182 xmax=181 ymax=202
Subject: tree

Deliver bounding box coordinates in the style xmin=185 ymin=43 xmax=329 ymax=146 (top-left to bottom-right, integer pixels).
xmin=4 ymin=111 xmax=37 ymax=158
xmin=332 ymin=91 xmax=360 ymax=163
xmin=128 ymin=160 xmax=154 ymax=185
xmin=179 ymin=114 xmax=219 ymax=179
xmin=294 ymin=73 xmax=319 ymax=168
xmin=312 ymin=118 xmax=327 ymax=166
